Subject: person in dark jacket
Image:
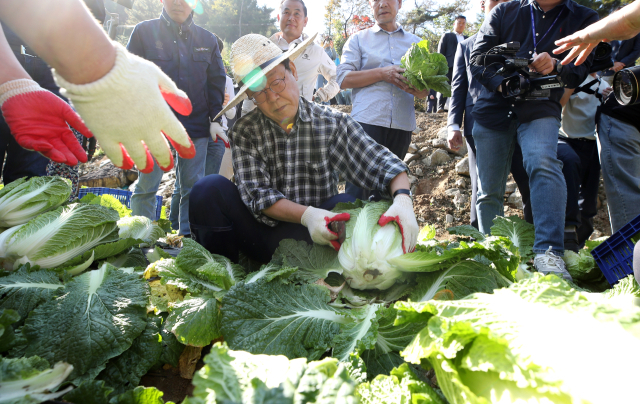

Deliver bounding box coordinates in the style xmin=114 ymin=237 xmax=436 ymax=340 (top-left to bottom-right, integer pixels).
xmin=127 ymin=0 xmax=226 ymax=236
xmin=436 ymin=15 xmax=467 ymax=112
xmin=446 ymin=0 xmax=532 ymax=230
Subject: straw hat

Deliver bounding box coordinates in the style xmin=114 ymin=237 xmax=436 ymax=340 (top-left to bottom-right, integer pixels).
xmin=214 ymin=32 xmax=317 ymax=121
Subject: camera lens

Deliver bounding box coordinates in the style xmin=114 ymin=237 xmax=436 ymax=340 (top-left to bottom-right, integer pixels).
xmin=614 ymin=65 xmax=640 ymax=105
xmin=594 ymin=42 xmax=612 ymax=60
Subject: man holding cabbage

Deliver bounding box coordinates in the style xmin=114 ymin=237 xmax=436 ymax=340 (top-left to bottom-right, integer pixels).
xmin=188 ymin=33 xmax=419 ymax=264
xmin=337 ymin=0 xmax=430 ymax=201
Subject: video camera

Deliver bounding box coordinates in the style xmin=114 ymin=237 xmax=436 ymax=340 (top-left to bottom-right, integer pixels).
xmin=589 ymin=42 xmax=614 ymax=73
xmin=476 ymin=42 xmax=564 ymax=101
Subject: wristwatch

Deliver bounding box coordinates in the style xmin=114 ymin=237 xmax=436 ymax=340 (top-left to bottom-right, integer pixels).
xmin=393 ymin=189 xmax=413 ymax=199
xmin=555 ymin=59 xmax=563 ymax=74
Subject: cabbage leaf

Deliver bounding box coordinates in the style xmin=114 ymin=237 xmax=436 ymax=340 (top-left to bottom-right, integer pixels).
xmin=0 ymin=177 xmax=71 ymax=227
xmin=401 ymin=40 xmax=451 ymax=95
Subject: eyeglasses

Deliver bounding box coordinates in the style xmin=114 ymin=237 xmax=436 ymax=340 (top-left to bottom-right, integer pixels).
xmin=249 ymin=76 xmax=287 ymax=104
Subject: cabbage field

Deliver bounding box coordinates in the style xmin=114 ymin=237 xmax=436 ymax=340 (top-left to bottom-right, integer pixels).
xmin=0 ymin=176 xmax=638 ymax=404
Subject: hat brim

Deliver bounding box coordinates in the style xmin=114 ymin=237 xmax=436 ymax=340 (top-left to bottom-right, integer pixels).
xmin=214 ymin=32 xmax=318 ymax=122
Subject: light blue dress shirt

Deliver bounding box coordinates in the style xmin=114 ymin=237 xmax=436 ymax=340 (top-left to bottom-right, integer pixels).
xmin=337 ymin=23 xmax=420 ymax=132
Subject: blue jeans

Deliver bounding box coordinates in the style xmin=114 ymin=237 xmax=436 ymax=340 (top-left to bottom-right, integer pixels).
xmin=598 ymin=114 xmax=640 ymax=233
xmin=132 ymin=136 xmax=224 ymax=235
xmin=169 ymin=136 xmax=225 ymax=231
xmin=473 ymin=117 xmax=566 ymax=255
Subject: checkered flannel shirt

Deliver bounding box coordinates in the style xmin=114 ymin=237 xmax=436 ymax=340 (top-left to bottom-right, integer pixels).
xmin=230 ymin=97 xmax=409 ymax=226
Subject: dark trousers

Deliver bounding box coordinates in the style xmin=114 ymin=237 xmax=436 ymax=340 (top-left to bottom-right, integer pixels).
xmin=345 ymin=122 xmax=412 ymax=201
xmin=437 ymin=68 xmax=454 ymax=110
xmin=557 ymin=137 xmax=600 ymax=245
xmin=0 ymin=53 xmax=56 ymax=184
xmin=465 ymin=107 xmax=532 ymax=228
xmin=427 ymin=96 xmax=437 ymax=113
xmin=189 ymin=175 xmax=356 ymax=263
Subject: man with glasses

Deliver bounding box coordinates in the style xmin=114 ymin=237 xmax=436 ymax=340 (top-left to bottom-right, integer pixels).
xmin=241 ymin=0 xmax=339 ymax=115
xmin=189 ymin=33 xmax=418 ymax=264
xmin=338 ymin=0 xmax=429 ymax=201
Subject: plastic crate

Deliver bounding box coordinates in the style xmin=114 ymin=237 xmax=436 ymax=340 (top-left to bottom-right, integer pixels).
xmin=77 ymin=187 xmax=163 ymax=221
xmin=591 ymin=213 xmax=640 ymax=285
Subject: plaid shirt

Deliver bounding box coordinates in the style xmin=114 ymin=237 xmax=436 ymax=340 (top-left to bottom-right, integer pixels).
xmin=230 ymin=98 xmax=408 ymax=226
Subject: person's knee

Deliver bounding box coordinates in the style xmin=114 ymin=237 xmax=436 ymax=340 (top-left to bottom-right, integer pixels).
xmin=190 ymin=174 xmax=232 ymax=209
xmin=557 ymin=146 xmax=581 ymax=175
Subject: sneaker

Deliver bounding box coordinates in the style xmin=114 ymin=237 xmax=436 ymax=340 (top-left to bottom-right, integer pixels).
xmin=534 ymin=246 xmax=573 ymax=282
xmin=436 ymin=108 xmax=445 ymax=113
xmin=564 ymin=230 xmax=580 ymax=253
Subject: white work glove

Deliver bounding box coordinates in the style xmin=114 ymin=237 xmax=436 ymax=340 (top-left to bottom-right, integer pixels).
xmin=300 ymin=206 xmax=351 ymax=251
xmin=313 ymin=87 xmax=330 ymax=103
xmin=210 ymin=121 xmax=229 ymax=148
xmin=378 ymin=194 xmax=419 ymax=253
xmin=224 ymin=107 xmax=236 ymax=120
xmin=53 ymin=43 xmax=195 ymax=174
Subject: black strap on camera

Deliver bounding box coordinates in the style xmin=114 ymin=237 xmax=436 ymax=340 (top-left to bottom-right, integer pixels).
xmin=572 ymin=78 xmax=602 ymax=100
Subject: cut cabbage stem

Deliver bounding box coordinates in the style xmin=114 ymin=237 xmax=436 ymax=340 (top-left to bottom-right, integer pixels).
xmin=363 ymin=269 xmax=381 ymax=281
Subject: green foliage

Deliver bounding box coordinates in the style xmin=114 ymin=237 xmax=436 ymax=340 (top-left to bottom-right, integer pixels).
xmin=396 ymin=274 xmax=640 ymax=404
xmin=0 ymin=356 xmax=73 ymax=403
xmin=196 ymin=0 xmax=278 ymax=44
xmin=573 ymin=0 xmax=634 ymax=17
xmin=401 ymin=40 xmax=451 ymax=94
xmin=80 ymin=193 xmax=132 ymax=218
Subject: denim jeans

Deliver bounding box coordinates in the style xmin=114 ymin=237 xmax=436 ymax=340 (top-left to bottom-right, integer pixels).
xmin=597 ymin=114 xmax=640 ymax=233
xmin=473 ymin=117 xmax=566 ymax=255
xmin=169 ymin=136 xmax=225 ymax=231
xmin=132 ymin=136 xmax=224 ymax=235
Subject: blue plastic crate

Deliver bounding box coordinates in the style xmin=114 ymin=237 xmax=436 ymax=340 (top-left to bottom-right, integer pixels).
xmin=591 ymin=213 xmax=640 ymax=285
xmin=77 ymin=187 xmax=163 ymax=221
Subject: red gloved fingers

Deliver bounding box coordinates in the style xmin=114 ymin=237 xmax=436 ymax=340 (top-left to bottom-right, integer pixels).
xmin=137 ymin=143 xmax=157 ymax=174
xmin=62 ymin=103 xmax=93 ymax=139
xmin=379 ymin=215 xmax=411 ymax=254
xmin=157 ymin=149 xmax=174 ymax=172
xmin=159 ymin=86 xmax=193 ymax=116
xmin=214 ymin=135 xmax=230 ymax=148
xmin=324 ymin=213 xmax=351 ymax=251
xmin=164 ymin=131 xmax=196 ymax=160
xmin=118 ymin=144 xmax=135 ymax=170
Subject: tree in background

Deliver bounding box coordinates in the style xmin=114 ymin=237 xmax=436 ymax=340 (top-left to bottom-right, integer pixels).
xmin=324 ymin=0 xmax=371 ymax=55
xmin=401 ymin=0 xmax=470 ymax=52
xmin=573 ymin=0 xmax=633 ymax=17
xmin=196 ymin=0 xmax=277 ymax=44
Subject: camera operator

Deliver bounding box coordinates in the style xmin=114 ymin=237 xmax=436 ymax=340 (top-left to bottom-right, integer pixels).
xmin=469 ymin=0 xmax=598 ymax=281
xmin=597 ymin=89 xmax=640 ymax=234
xmin=557 ymin=73 xmax=609 ymax=251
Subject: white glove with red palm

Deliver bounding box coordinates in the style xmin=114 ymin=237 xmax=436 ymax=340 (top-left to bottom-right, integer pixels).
xmin=210 ymin=121 xmax=230 ymax=148
xmin=53 ymin=43 xmax=196 ymax=174
xmin=301 ymin=206 xmax=351 ymax=251
xmin=0 ymin=79 xmax=92 ymax=166
xmin=378 ymin=194 xmax=419 ymax=253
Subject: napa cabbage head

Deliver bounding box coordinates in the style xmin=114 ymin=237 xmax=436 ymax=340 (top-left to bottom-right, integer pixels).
xmin=0 ymin=177 xmax=71 ymax=227
xmin=338 ymin=201 xmax=405 ymax=290
xmin=1 ymin=203 xmax=120 ymax=270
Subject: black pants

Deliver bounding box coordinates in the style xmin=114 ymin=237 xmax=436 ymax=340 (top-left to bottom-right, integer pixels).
xmin=427 ymin=97 xmax=437 ymax=113
xmin=189 ymin=175 xmax=357 ymax=263
xmin=437 ymin=68 xmax=454 ymax=110
xmin=557 ymin=137 xmax=600 ymax=245
xmin=465 ymin=108 xmax=532 ymax=228
xmin=345 ymin=122 xmax=412 ymax=201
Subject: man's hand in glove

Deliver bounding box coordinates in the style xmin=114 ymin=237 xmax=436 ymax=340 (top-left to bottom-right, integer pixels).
xmin=0 ymin=79 xmax=92 ymax=166
xmin=53 ymin=43 xmax=196 ymax=174
xmin=210 ymin=121 xmax=229 ymax=148
xmin=379 ymin=194 xmax=419 ymax=253
xmin=301 ymin=206 xmax=351 ymax=251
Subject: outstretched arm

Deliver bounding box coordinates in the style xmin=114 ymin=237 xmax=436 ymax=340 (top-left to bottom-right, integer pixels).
xmin=554 ymin=1 xmax=640 ymax=65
